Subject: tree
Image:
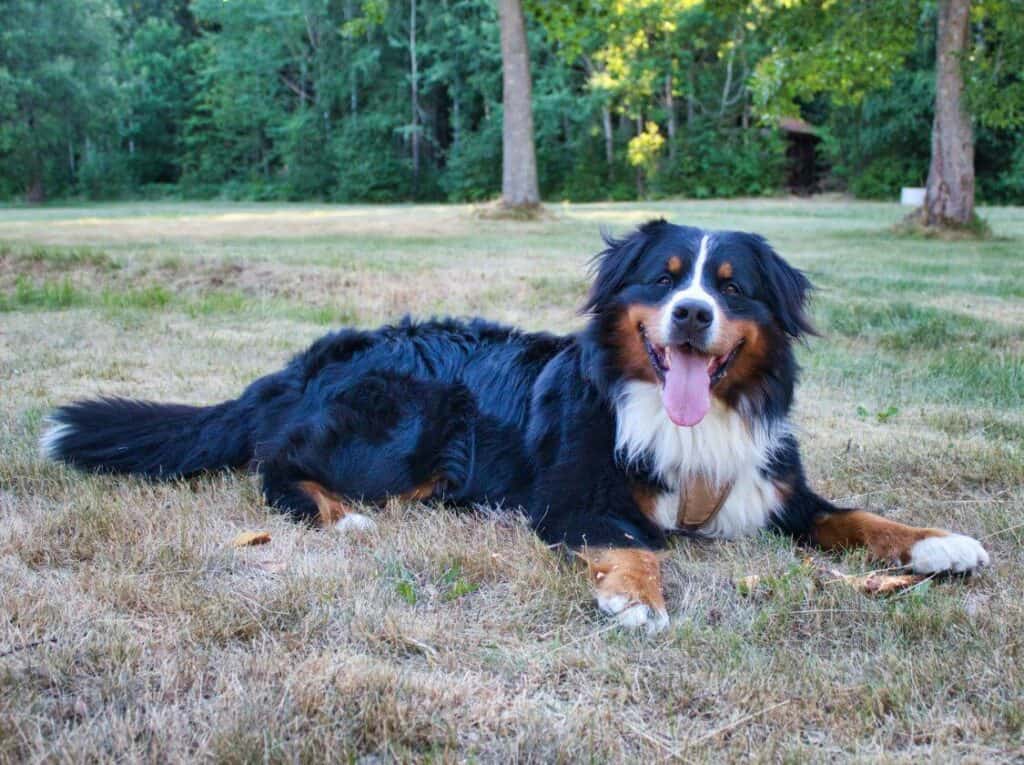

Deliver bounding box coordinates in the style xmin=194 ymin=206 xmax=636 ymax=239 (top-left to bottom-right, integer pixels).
xmin=497 ymin=0 xmax=540 ymax=208
xmin=748 ymin=0 xmax=1024 ymax=231
xmin=924 ymin=0 xmax=974 ymax=226
xmin=0 ymin=0 xmax=118 ymax=201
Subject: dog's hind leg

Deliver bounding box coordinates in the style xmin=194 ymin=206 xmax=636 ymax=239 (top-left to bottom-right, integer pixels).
xmin=259 ymin=458 xmax=376 ymax=530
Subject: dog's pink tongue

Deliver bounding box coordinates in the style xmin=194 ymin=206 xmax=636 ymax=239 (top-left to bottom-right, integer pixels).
xmin=662 ymin=347 xmax=711 ymax=427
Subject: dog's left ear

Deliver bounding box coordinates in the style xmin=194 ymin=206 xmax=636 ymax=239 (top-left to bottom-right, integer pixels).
xmin=750 ymin=235 xmax=816 ymax=339
xmin=582 ymin=219 xmax=668 ymax=315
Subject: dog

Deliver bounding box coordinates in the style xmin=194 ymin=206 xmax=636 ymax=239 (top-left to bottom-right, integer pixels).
xmin=41 ymin=220 xmax=990 ymax=632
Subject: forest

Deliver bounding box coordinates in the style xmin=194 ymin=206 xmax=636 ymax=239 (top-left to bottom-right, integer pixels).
xmin=2 ymin=0 xmax=1022 ymax=205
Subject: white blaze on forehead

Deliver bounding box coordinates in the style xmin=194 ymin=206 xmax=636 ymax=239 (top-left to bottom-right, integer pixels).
xmin=659 ymin=233 xmax=720 ymax=343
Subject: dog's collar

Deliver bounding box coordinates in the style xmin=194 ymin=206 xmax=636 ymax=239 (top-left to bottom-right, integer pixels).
xmin=676 ymin=476 xmax=732 ymax=531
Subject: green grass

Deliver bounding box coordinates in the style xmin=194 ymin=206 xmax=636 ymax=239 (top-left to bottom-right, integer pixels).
xmin=0 ymin=199 xmax=1021 ymax=762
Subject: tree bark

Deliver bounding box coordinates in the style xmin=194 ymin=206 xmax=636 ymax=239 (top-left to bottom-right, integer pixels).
xmin=601 ymin=106 xmax=614 ymax=179
xmin=923 ymin=0 xmax=975 ymax=226
xmin=664 ymin=74 xmax=677 ymax=160
xmin=686 ymin=67 xmax=696 ymax=125
xmin=345 ymin=0 xmax=358 ymax=115
xmin=26 ymin=176 xmax=44 ymax=204
xmin=635 ymin=117 xmax=644 ymax=198
xmin=584 ymin=56 xmax=614 ymax=180
xmin=409 ymin=0 xmax=420 ymax=193
xmin=498 ymin=0 xmax=540 ymax=208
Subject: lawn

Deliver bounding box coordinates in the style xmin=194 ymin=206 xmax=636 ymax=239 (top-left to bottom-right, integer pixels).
xmin=1 ymin=199 xmax=1021 ymax=762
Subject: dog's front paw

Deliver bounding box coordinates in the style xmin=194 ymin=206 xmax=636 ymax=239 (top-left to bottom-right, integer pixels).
xmin=585 ymin=548 xmax=669 ymax=634
xmin=596 ymin=590 xmax=670 ymax=633
xmin=909 ymin=533 xmax=990 ymax=574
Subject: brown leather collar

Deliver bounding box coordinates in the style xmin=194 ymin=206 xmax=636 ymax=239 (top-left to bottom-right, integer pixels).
xmin=677 ymin=475 xmax=732 ymax=531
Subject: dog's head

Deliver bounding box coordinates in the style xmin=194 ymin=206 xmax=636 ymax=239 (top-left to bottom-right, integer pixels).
xmin=584 ymin=219 xmax=814 ymax=426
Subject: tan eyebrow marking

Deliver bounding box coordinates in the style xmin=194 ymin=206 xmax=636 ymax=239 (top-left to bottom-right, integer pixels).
xmin=667 ymin=256 xmax=682 ymax=275
xmin=717 ymin=261 xmax=733 ymax=279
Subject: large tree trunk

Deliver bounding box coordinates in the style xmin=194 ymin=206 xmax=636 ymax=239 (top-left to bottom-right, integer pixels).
xmin=922 ymin=0 xmax=975 ymax=226
xmin=498 ymin=0 xmax=539 ymax=208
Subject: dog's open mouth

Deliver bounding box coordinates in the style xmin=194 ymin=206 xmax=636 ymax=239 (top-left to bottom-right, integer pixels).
xmin=639 ymin=323 xmax=743 ymax=427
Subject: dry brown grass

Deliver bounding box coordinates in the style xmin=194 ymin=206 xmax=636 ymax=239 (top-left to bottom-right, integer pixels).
xmin=1 ymin=199 xmax=1022 ymax=762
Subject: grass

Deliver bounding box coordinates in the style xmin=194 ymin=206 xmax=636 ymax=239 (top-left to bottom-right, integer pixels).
xmin=1 ymin=198 xmax=1022 ymax=762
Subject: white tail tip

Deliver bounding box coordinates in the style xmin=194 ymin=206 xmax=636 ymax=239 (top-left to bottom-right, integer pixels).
xmin=38 ymin=418 xmax=71 ymax=460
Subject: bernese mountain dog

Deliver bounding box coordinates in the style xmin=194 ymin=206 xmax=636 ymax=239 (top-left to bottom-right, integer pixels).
xmin=41 ymin=220 xmax=990 ymax=632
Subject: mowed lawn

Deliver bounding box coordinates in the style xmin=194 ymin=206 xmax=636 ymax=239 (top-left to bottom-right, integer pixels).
xmin=1 ymin=199 xmax=1022 ymax=762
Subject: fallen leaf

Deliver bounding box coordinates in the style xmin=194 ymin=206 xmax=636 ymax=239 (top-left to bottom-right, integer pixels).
xmin=835 ymin=571 xmax=925 ymax=596
xmin=233 ymin=531 xmax=271 ymax=548
xmin=736 ymin=558 xmax=925 ymax=599
xmin=734 ymin=575 xmax=763 ymax=595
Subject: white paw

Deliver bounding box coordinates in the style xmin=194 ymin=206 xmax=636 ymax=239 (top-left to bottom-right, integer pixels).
xmin=335 ymin=513 xmax=377 ymax=533
xmin=596 ymin=592 xmax=670 ymax=634
xmin=909 ymin=534 xmax=990 ymax=574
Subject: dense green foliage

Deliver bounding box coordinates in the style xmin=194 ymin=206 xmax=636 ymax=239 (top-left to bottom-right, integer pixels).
xmin=0 ymin=0 xmax=1021 ymax=203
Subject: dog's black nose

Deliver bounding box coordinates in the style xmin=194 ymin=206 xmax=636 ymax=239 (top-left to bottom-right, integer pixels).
xmin=672 ymin=300 xmax=713 ymax=333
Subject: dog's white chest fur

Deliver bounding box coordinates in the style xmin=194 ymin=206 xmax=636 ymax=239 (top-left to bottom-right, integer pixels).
xmin=615 ymin=381 xmax=787 ymax=539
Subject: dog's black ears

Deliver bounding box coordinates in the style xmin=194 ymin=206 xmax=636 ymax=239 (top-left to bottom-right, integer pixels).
xmin=749 ymin=234 xmax=816 ymax=339
xmin=582 ymin=219 xmax=669 ymax=314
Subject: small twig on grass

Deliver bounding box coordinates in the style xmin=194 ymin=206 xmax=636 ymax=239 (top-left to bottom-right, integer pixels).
xmin=622 ymin=719 xmax=690 ymax=762
xmin=979 ymin=521 xmax=1024 ymax=541
xmin=891 ymin=572 xmax=939 ymax=599
xmin=549 ymin=621 xmax=624 ymax=654
xmin=0 ymin=637 xmax=57 ymax=658
xmin=831 ymin=490 xmax=888 ymax=504
xmin=690 ymin=699 xmax=791 ymax=746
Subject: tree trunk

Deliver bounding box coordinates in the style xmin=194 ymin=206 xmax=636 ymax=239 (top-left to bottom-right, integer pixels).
xmin=584 ymin=56 xmax=614 ymax=181
xmin=665 ymin=74 xmax=677 ymax=160
xmin=498 ymin=0 xmax=540 ymax=208
xmin=409 ymin=0 xmax=420 ymax=194
xmin=601 ymin=106 xmax=614 ymax=180
xmin=922 ymin=0 xmax=975 ymax=226
xmin=25 ymin=175 xmax=44 ymax=204
xmin=345 ymin=0 xmax=358 ymax=115
xmin=452 ymin=83 xmax=461 ymax=149
xmin=635 ymin=117 xmax=644 ymax=198
xmin=686 ymin=67 xmax=696 ymax=126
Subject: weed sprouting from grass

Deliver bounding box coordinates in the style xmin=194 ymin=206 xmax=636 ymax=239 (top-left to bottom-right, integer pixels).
xmin=1 ymin=241 xmax=118 ymax=270
xmin=1 ymin=276 xmax=357 ymax=327
xmin=1 ymin=276 xmax=82 ymax=310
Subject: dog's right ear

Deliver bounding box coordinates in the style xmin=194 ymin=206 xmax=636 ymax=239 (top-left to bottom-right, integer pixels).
xmin=581 ymin=219 xmax=668 ymax=315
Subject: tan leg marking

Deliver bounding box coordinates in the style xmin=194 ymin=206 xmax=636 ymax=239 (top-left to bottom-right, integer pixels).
xmin=581 ymin=548 xmax=669 ymax=632
xmin=632 ymin=484 xmax=659 ymax=525
xmin=814 ymin=510 xmax=990 ymax=574
xmin=397 ymin=479 xmax=439 ymax=502
xmin=813 ymin=510 xmax=945 ymax=565
xmin=298 ymin=480 xmax=356 ymax=527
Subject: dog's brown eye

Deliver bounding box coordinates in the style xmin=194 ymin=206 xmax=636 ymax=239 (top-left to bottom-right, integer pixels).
xmin=656 ymin=275 xmax=673 ymax=287
xmin=722 ymin=282 xmax=741 ymax=296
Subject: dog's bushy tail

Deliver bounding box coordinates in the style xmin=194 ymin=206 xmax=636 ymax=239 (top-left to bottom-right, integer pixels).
xmin=41 ymin=397 xmax=252 ymax=479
